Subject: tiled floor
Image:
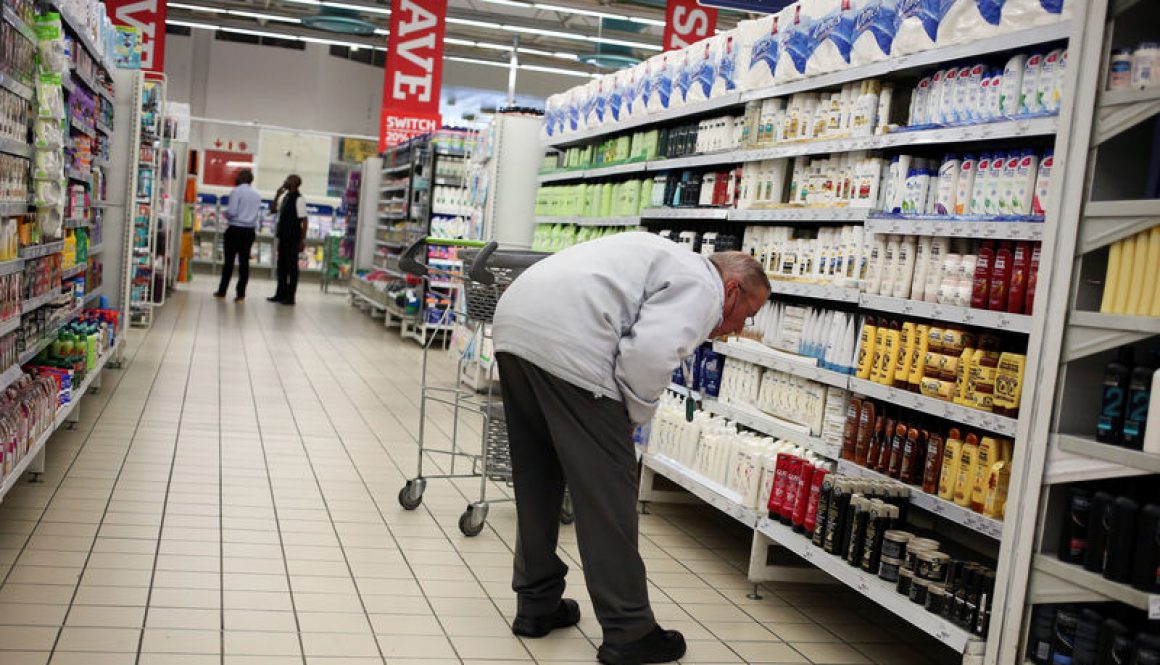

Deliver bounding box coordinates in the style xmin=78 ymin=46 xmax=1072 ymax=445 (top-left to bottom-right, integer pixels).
xmin=0 ymin=279 xmax=956 ymax=664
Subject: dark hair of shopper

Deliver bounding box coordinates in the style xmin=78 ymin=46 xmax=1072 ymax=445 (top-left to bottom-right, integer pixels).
xmin=236 ymin=170 xmax=253 ymax=185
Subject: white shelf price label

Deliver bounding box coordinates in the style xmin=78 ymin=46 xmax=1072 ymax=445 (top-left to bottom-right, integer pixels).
xmin=855 ymin=579 xmax=871 ymax=593
xmin=1150 ymin=596 xmax=1160 ymax=620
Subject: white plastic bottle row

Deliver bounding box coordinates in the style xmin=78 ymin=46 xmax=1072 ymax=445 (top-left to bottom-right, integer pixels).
xmin=743 ymin=224 xmax=865 ymax=287
xmin=907 ymin=49 xmax=1068 ymax=127
xmin=649 ymin=395 xmax=832 ymax=512
xmin=745 ymin=302 xmax=859 ymax=375
xmin=881 ymin=150 xmax=1053 ymax=218
xmin=717 ymin=356 xmax=849 ymax=440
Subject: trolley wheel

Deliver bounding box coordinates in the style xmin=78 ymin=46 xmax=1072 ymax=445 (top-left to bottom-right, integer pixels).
xmin=459 ymin=503 xmax=489 ymax=537
xmin=560 ymin=494 xmax=575 ymax=525
xmin=398 ymin=479 xmax=426 ymax=510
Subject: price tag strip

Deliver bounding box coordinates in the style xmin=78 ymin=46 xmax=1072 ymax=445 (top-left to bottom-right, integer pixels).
xmin=848 ymin=378 xmax=1018 ymax=437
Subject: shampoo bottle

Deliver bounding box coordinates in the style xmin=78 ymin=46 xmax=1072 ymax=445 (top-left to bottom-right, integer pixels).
xmin=937 ymin=428 xmax=964 ymax=500
xmin=952 ymin=434 xmax=980 ymax=507
xmin=1122 ymin=361 xmax=1154 ymax=449
xmin=970 ymin=437 xmax=1000 ymax=513
xmin=1095 ymin=348 xmax=1133 ymax=444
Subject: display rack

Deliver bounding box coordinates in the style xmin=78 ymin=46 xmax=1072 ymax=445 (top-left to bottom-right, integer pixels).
xmin=540 ymin=9 xmax=1088 ymax=663
xmin=991 ymin=2 xmax=1160 ymax=664
xmin=125 ymin=72 xmax=165 ymax=328
xmin=191 ymin=193 xmax=336 ymax=277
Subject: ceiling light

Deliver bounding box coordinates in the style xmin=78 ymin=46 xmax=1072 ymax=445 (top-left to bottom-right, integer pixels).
xmin=627 ymin=16 xmax=666 ymax=27
xmin=167 ymin=18 xmax=218 ymax=29
xmin=373 ymin=28 xmax=388 ymax=35
xmin=228 ymin=10 xmax=301 ymax=23
xmin=476 ymin=42 xmax=513 ymax=51
xmin=479 ymin=0 xmax=532 ymax=7
xmin=446 ymin=17 xmax=502 ymax=29
xmin=320 ymin=1 xmax=391 ymax=15
xmin=553 ymin=51 xmax=579 ymax=60
xmin=444 ymin=37 xmax=476 ymax=46
xmin=521 ymin=63 xmax=597 ymax=78
xmin=300 ymin=35 xmax=367 ymax=45
xmin=532 ymin=3 xmax=624 ymax=20
xmin=586 ymin=35 xmax=661 ymax=51
xmin=222 ymin=26 xmax=295 ymax=39
xmin=278 ymin=0 xmax=321 ymax=5
xmin=168 ymin=2 xmax=221 ymax=12
xmin=447 ymin=56 xmax=508 ymax=69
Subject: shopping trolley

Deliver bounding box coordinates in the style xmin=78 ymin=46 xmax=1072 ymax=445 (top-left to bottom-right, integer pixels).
xmin=396 ymin=238 xmax=573 ymax=536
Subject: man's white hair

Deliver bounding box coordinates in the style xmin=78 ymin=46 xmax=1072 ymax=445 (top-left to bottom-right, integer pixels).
xmin=709 ymin=251 xmax=770 ymax=294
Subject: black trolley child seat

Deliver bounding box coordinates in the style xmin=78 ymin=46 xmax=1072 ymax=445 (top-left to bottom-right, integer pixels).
xmin=395 ymin=238 xmax=573 ymax=536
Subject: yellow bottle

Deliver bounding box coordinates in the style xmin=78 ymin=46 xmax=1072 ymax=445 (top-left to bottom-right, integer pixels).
xmin=908 ymin=324 xmax=931 ymax=391
xmin=1101 ymin=239 xmax=1123 ymax=313
xmin=993 ymin=353 xmax=1026 ymax=417
xmin=938 ymin=429 xmax=964 ymax=500
xmin=855 ymin=317 xmax=878 ymax=380
xmin=970 ymin=437 xmax=1000 ymax=512
xmin=982 ymin=461 xmax=1011 ymax=519
xmin=1001 ymin=438 xmax=1014 ymax=465
xmin=954 ymin=347 xmax=975 ymax=405
xmin=1141 ymin=226 xmax=1160 ymax=316
xmin=894 ymin=322 xmax=916 ymax=388
xmin=953 ymin=434 xmax=980 ymax=507
xmin=868 ymin=324 xmax=888 ymax=383
xmin=1152 ymin=227 xmax=1160 ymax=316
xmin=878 ymin=322 xmax=902 ymax=386
xmin=1128 ymin=230 xmax=1152 ymax=316
xmin=1112 ymin=235 xmax=1137 ymax=314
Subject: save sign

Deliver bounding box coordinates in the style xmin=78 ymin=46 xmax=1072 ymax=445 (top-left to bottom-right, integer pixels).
xmin=663 ymin=0 xmax=716 ymax=52
xmin=380 ymin=0 xmax=447 ymax=150
xmin=106 ymin=0 xmax=168 ymax=72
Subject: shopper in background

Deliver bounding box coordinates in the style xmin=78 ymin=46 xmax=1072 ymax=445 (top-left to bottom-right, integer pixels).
xmin=212 ymin=169 xmax=261 ymax=302
xmin=268 ymin=174 xmax=308 ymax=306
xmin=492 ymin=232 xmax=769 ymax=665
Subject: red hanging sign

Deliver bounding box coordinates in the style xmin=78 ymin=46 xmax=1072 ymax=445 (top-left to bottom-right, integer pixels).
xmin=106 ymin=0 xmax=168 ymax=72
xmin=663 ymin=0 xmax=717 ymax=52
xmin=380 ymin=0 xmax=447 ymax=150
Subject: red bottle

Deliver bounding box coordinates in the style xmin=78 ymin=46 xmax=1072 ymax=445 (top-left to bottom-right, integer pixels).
xmin=803 ymin=468 xmax=829 ymax=535
xmin=1024 ymin=243 xmax=1041 ymax=314
xmin=987 ymin=242 xmax=1014 ymax=311
xmin=767 ymin=452 xmax=793 ymax=517
xmin=780 ymin=456 xmax=804 ymax=524
xmin=792 ymin=463 xmax=816 ymax=530
xmin=1006 ymin=242 xmax=1031 ymax=314
xmin=971 ymin=241 xmax=995 ymax=310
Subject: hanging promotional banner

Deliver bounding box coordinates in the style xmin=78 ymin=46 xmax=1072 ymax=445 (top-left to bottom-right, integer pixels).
xmin=380 ymin=0 xmax=448 ymax=150
xmin=695 ymin=0 xmax=793 ymax=14
xmin=663 ymin=0 xmax=717 ymax=52
xmin=106 ymin=0 xmax=168 ymax=72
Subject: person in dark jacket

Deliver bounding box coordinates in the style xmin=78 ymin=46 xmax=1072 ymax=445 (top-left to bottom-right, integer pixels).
xmin=268 ymin=174 xmax=308 ymax=306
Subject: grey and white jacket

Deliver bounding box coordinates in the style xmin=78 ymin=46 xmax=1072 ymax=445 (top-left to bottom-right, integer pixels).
xmin=492 ymin=232 xmax=724 ymax=424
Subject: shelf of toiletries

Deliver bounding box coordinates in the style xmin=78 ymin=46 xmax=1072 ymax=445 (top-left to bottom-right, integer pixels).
xmin=642 ymin=453 xmax=761 ymax=528
xmin=543 ymin=17 xmax=1072 ymax=148
xmin=714 ymin=338 xmax=850 ymax=389
xmin=540 ymin=117 xmax=1059 ymax=183
xmin=533 ymin=216 xmax=641 ymax=228
xmin=702 ymin=398 xmax=840 ymax=460
xmin=849 ymin=378 xmax=1018 ymax=438
xmin=647 ymin=396 xmax=999 ymax=652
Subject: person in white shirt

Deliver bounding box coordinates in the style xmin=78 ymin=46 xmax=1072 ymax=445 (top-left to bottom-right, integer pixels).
xmin=491 ymin=232 xmax=769 ymax=665
xmin=213 ymin=170 xmax=262 ymax=302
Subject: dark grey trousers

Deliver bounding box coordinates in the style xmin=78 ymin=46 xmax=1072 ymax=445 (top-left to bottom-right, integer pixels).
xmin=496 ymin=352 xmax=655 ymax=644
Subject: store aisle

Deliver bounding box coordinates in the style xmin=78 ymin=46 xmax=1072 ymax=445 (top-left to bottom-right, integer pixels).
xmin=0 ymin=280 xmax=953 ymax=665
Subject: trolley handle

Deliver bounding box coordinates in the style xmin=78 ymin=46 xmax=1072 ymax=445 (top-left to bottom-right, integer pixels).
xmin=399 ymin=239 xmax=428 ymax=277
xmin=468 ymin=241 xmax=500 ymax=286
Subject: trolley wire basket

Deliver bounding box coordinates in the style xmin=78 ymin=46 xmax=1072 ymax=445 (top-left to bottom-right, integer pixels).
xmin=460 ymin=244 xmax=550 ymax=324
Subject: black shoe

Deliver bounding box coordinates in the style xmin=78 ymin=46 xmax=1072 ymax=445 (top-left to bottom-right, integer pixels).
xmin=267 ymin=296 xmax=282 ymax=302
xmin=511 ymin=598 xmax=581 ymax=638
xmin=235 ymin=296 xmax=245 ymax=303
xmin=212 ymin=292 xmax=226 ymax=298
xmin=597 ymin=626 xmax=686 ymax=665
xmin=280 ymin=300 xmax=296 ymax=306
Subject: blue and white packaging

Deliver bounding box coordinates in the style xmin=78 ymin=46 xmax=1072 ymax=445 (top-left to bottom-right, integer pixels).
xmin=998 ymin=0 xmax=1071 ymax=32
xmin=742 ymin=15 xmax=781 ymax=91
xmin=608 ymin=70 xmax=628 ymax=124
xmin=629 ymin=65 xmax=648 ymax=119
xmin=850 ymin=0 xmax=898 ymax=66
xmin=777 ymin=3 xmax=813 ymax=82
xmin=805 ymin=0 xmax=857 ymax=76
xmin=673 ymin=48 xmax=694 ymax=108
xmin=646 ymin=53 xmax=675 ymax=113
xmin=588 ymin=78 xmax=608 ymax=129
xmin=712 ymin=31 xmax=743 ymax=98
xmin=565 ymin=87 xmax=583 ymax=134
xmin=893 ymin=0 xmax=956 ymax=55
xmin=685 ymin=38 xmax=716 ymax=104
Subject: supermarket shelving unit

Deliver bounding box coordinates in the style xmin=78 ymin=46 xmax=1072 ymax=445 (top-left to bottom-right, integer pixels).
xmin=984 ymin=1 xmax=1160 ymax=663
xmin=191 ymin=193 xmax=335 ymax=277
xmin=124 ymin=72 xmax=165 ymax=328
xmin=542 ymin=12 xmax=1092 ymax=665
xmin=0 ymin=1 xmax=128 ymax=502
